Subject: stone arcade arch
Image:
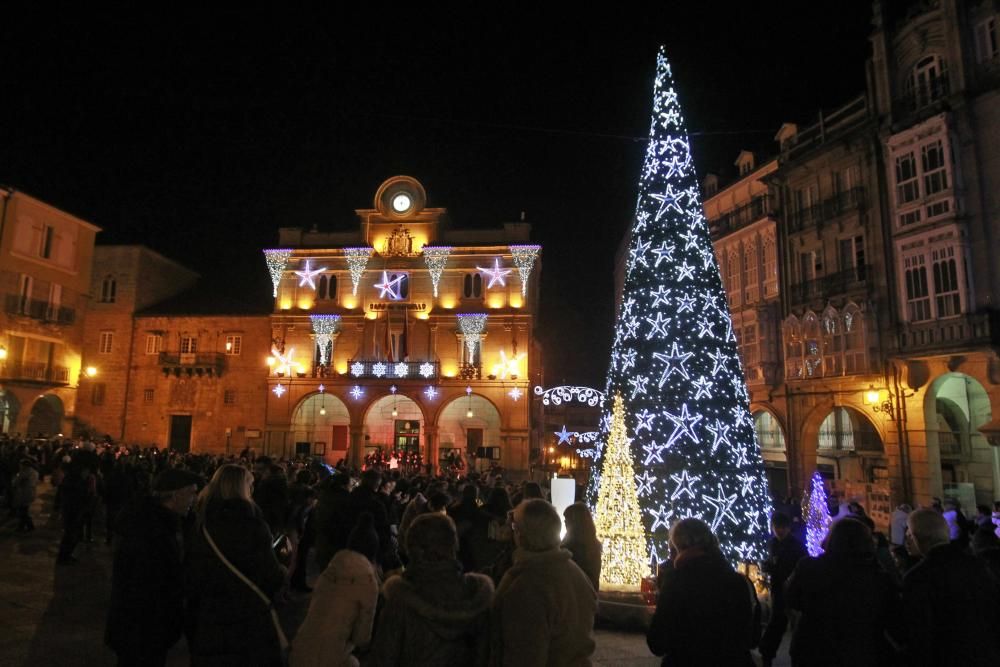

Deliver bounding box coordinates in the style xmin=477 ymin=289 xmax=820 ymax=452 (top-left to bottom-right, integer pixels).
xmin=753 ymin=408 xmax=788 ymax=499
xmin=436 ymin=394 xmax=502 ymax=471
xmin=0 ymin=388 xmax=19 ymax=434
xmin=290 ymin=392 xmax=351 ymax=462
xmin=363 ymin=393 xmax=426 ymax=459
xmin=26 ymin=394 xmax=64 ymax=436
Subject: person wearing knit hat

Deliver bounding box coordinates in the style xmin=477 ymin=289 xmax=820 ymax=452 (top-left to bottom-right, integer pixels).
xmin=292 ymin=512 xmax=380 ymax=667
xmin=105 ymin=467 xmax=201 ymax=666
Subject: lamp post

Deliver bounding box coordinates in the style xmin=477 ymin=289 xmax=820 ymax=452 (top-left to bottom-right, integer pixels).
xmin=863 ymin=385 xmax=895 ymax=418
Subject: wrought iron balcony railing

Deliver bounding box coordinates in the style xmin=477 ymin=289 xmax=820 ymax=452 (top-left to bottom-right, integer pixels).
xmin=158 ymin=352 xmax=226 ymax=377
xmin=787 ymin=187 xmax=866 ymax=232
xmin=347 ymin=359 xmax=440 ymax=380
xmin=4 ymin=294 xmax=76 ymax=324
xmin=789 ymin=265 xmax=869 ymax=304
xmin=0 ymin=361 xmax=70 ymax=384
xmin=708 ymin=195 xmax=775 ymax=239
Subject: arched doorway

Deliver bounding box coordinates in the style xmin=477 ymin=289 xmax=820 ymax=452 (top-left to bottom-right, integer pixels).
xmin=753 ymin=410 xmax=787 ymax=499
xmin=816 ymin=406 xmax=884 ymax=484
xmin=364 ymin=393 xmax=425 ymax=460
xmin=291 ymin=392 xmax=351 ymax=463
xmin=0 ymin=388 xmax=19 ymax=434
xmin=927 ymin=373 xmax=995 ymax=506
xmin=438 ymin=394 xmax=502 ymax=471
xmin=26 ymin=394 xmax=63 ymax=437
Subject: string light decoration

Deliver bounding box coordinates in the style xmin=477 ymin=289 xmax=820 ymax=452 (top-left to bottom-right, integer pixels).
xmin=310 ymin=315 xmax=341 ymax=366
xmin=422 ymin=246 xmax=452 ymax=297
xmin=508 ymin=387 xmax=523 ymax=401
xmin=457 ymin=313 xmax=488 ymax=358
xmin=344 ymin=247 xmax=374 ymax=296
xmin=589 ymin=47 xmax=771 ymax=566
xmin=350 ymin=385 xmax=364 ymax=400
xmin=492 ymin=350 xmax=524 ymax=379
xmin=803 ymin=472 xmax=832 ymax=557
xmin=263 ymin=248 xmax=292 ymax=297
xmin=295 ymin=259 xmax=327 ymax=290
xmin=510 ymin=245 xmax=541 ymax=297
xmin=273 ymin=383 xmax=286 ymax=398
xmin=595 ymin=393 xmax=650 ymax=591
xmin=477 ymin=258 xmax=513 ymax=289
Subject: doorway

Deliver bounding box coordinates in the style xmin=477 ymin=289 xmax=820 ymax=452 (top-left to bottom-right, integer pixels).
xmin=169 ymin=415 xmax=193 ymax=452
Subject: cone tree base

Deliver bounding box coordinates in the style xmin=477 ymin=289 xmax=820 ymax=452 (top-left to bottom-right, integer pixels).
xmin=596 ymin=589 xmax=655 ymax=631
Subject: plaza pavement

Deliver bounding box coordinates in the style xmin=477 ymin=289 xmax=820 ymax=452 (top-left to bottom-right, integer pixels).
xmin=0 ymin=483 xmax=789 ymax=666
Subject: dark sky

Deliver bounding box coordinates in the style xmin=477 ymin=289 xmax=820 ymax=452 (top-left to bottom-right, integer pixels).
xmin=1 ymin=4 xmax=873 ymax=387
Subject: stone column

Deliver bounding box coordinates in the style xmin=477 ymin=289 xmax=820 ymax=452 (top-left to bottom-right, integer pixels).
xmin=349 ymin=425 xmax=365 ymax=469
xmin=424 ymin=424 xmax=439 ymax=474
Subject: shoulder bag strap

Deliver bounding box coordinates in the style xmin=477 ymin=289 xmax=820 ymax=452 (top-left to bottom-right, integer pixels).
xmin=202 ymin=524 xmax=289 ymax=650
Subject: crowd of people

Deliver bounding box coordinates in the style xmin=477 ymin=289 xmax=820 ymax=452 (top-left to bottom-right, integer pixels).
xmin=3 ymin=433 xmax=1000 ymax=666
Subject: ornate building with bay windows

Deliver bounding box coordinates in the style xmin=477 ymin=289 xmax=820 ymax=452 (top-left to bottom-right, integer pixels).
xmin=262 ymin=176 xmax=541 ymax=472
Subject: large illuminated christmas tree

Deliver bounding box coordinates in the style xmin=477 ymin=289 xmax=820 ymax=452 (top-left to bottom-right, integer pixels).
xmin=591 ymin=46 xmax=772 ymax=565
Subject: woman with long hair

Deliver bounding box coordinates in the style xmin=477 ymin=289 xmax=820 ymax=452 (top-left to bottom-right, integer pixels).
xmin=562 ymin=502 xmax=602 ymax=590
xmin=185 ymin=464 xmax=288 ymax=665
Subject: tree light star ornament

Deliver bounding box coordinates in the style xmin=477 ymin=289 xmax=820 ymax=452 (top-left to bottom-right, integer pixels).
xmin=422 ymin=246 xmax=452 ymax=297
xmin=344 ymin=247 xmax=374 ymax=296
xmin=589 ymin=46 xmax=771 ymax=567
xmin=509 ymin=245 xmax=541 ymax=297
xmin=263 ymin=248 xmax=293 ymax=298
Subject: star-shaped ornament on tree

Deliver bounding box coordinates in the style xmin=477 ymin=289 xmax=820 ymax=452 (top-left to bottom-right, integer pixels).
xmin=477 ymin=258 xmax=513 ymax=288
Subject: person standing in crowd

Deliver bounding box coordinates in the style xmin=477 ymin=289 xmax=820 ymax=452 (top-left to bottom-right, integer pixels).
xmin=890 ymin=503 xmax=911 ymax=547
xmin=561 ymin=502 xmax=602 ymax=590
xmin=12 ymin=458 xmax=39 ymax=532
xmin=784 ymin=518 xmax=899 ymax=666
xmin=758 ymin=511 xmax=807 ymax=666
xmin=448 ymin=483 xmax=485 ymax=573
xmin=347 ymin=469 xmax=391 ymax=565
xmin=314 ymin=473 xmax=353 ymax=571
xmin=370 ymin=513 xmax=494 ymax=666
xmin=941 ymin=497 xmax=970 ymax=545
xmin=493 ymin=498 xmax=597 ymax=666
xmin=105 ymin=468 xmax=201 ymax=666
xmin=896 ymin=508 xmax=1000 ymax=666
xmin=646 ymin=518 xmax=759 ymax=667
xmin=185 ymin=464 xmax=288 ymax=666
xmin=56 ymin=456 xmax=89 ymax=564
xmin=292 ymin=512 xmax=381 ymax=667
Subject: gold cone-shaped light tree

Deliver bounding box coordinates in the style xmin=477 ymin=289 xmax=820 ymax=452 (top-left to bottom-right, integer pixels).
xmin=595 ymin=393 xmax=650 ymax=591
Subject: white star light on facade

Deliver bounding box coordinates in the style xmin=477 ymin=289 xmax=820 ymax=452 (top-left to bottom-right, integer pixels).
xmin=317 ymin=384 xmax=325 ymax=393
xmin=636 ymin=470 xmax=656 ymax=497
xmin=704 ymin=484 xmax=739 ymax=532
xmin=670 ymin=470 xmax=701 ymax=500
xmin=394 ymin=362 xmax=408 ymax=377
xmin=477 ymin=258 xmax=513 ymax=288
xmin=492 ymin=350 xmax=525 ymax=380
xmin=424 ymin=386 xmax=438 ymax=400
xmin=645 ymin=312 xmax=671 ymax=339
xmin=294 ymin=260 xmax=326 ymax=290
xmin=272 ymin=383 xmax=285 ymax=397
xmin=652 ymin=342 xmax=693 ymax=387
xmin=419 ymin=362 xmax=435 ymax=378
xmin=650 ymin=241 xmax=675 ymax=267
xmin=692 ymin=376 xmax=713 ymax=400
xmin=372 ymin=362 xmax=387 ymax=378
xmin=350 ymin=385 xmax=364 ymax=400
xmin=706 ymin=419 xmax=732 ymax=454
xmin=507 ymin=387 xmax=523 ymax=401
xmin=351 ymin=362 xmax=365 ymax=377
xmin=663 ymin=404 xmax=702 ymax=449
xmin=554 ymin=425 xmax=574 ymax=445
xmin=374 ymin=271 xmax=405 ymax=300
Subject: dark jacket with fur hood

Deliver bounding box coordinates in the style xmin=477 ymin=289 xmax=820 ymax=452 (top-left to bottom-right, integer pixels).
xmin=370 ymin=560 xmax=494 ymax=666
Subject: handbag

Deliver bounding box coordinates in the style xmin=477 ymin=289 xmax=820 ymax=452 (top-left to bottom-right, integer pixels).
xmin=202 ymin=524 xmax=290 ymax=655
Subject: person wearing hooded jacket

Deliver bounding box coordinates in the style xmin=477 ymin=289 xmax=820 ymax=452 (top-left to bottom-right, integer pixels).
xmin=291 ymin=512 xmax=380 ymax=667
xmin=370 ymin=512 xmax=494 ymax=666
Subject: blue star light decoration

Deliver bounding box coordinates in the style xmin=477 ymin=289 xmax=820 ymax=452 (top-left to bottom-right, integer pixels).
xmin=590 ymin=46 xmax=772 ymax=566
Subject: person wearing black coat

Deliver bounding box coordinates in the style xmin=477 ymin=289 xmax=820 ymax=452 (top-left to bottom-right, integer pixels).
xmin=646 ymin=518 xmax=758 ymax=667
xmin=185 ymin=464 xmax=287 ymax=666
xmin=896 ymin=508 xmax=1000 ymax=667
xmin=346 ymin=469 xmax=391 ymax=566
xmin=313 ymin=473 xmax=353 ymax=570
xmin=105 ymin=468 xmax=201 ymax=666
xmin=758 ymin=511 xmax=807 ymax=665
xmin=785 ymin=517 xmax=900 ymax=666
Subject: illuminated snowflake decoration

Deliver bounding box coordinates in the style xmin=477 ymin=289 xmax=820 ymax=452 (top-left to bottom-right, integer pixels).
xmin=419 ymin=362 xmax=435 ymax=378
xmin=422 ymin=246 xmax=452 ymax=297
xmin=456 ymin=313 xmax=488 ymax=358
xmin=350 ymin=385 xmax=364 ymax=400
xmin=509 ymin=244 xmax=541 ymax=297
xmin=394 ymin=362 xmax=408 ymax=378
xmin=295 ymin=259 xmax=327 ymax=290
xmin=589 ymin=47 xmax=771 ymax=566
xmin=350 ymin=362 xmax=364 ymax=377
xmin=344 ymin=247 xmax=374 ymax=296
xmin=424 ymin=386 xmax=439 ymax=400
xmin=508 ymin=387 xmax=523 ymax=401
xmin=310 ymin=315 xmax=341 ymax=365
xmin=263 ymin=248 xmax=292 ymax=298
xmin=477 ymin=257 xmax=513 ymax=289
xmin=272 ymin=383 xmax=286 ymax=398
xmin=372 ymin=362 xmax=387 ymax=378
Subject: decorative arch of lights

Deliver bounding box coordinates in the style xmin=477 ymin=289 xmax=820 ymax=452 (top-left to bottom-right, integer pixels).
xmin=532 ymin=385 xmax=606 ymax=407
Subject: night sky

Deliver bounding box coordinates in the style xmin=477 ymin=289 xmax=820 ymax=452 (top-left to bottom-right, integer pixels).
xmin=1 ymin=5 xmax=872 ymax=387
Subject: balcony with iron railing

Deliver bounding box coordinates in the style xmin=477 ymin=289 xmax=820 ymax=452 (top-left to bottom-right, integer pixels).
xmin=789 ymin=265 xmax=870 ymax=305
xmin=0 ymin=360 xmax=70 ymax=384
xmin=4 ymin=294 xmax=76 ymax=325
xmin=897 ymin=310 xmax=1000 ymax=354
xmin=708 ymin=194 xmax=776 ymax=239
xmin=893 ymin=77 xmax=950 ymax=120
xmin=346 ymin=359 xmax=441 ymax=380
xmin=158 ymin=352 xmax=226 ymax=377
xmin=786 ymin=187 xmax=866 ymax=232
xmin=781 ymin=95 xmax=869 ymax=158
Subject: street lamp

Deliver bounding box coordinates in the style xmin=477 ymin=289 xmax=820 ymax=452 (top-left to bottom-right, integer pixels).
xmin=0 ymin=345 xmax=7 ymax=361
xmin=85 ymin=366 xmax=98 ymax=378
xmin=863 ymin=385 xmax=894 ymax=418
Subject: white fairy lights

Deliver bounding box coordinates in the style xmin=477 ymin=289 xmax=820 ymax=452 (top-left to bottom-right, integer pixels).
xmin=590 ymin=46 xmax=771 ymax=568
xmin=477 ymin=258 xmax=513 ymax=289
xmin=509 ymin=245 xmax=541 ymax=297
xmin=310 ymin=315 xmax=341 ymax=366
xmin=456 ymin=313 xmax=488 ymax=358
xmin=344 ymin=247 xmax=374 ymax=296
xmin=295 ymin=259 xmax=327 ymax=290
xmin=263 ymin=248 xmax=292 ymax=297
xmin=422 ymin=246 xmax=452 ymax=297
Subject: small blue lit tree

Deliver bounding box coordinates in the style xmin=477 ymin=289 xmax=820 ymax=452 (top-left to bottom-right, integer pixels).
xmin=803 ymin=472 xmax=832 ymax=557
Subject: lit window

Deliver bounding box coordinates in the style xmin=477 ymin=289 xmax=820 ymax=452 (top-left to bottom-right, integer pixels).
xmin=921 ymin=140 xmax=948 ymax=196
xmin=909 ymin=55 xmax=948 ymax=109
xmin=225 ymin=335 xmax=242 ymax=355
xmin=145 ymin=334 xmax=162 ymax=355
xmin=100 ymin=276 xmax=117 ymax=303
xmin=932 ymin=247 xmax=961 ymax=317
xmin=904 ymin=254 xmax=932 ymax=322
xmin=99 ymin=331 xmax=114 ymax=354
xmin=895 ymin=152 xmax=919 ymax=205
xmin=743 ymin=241 xmax=759 ymax=304
xmin=181 ymin=336 xmax=198 ymax=354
